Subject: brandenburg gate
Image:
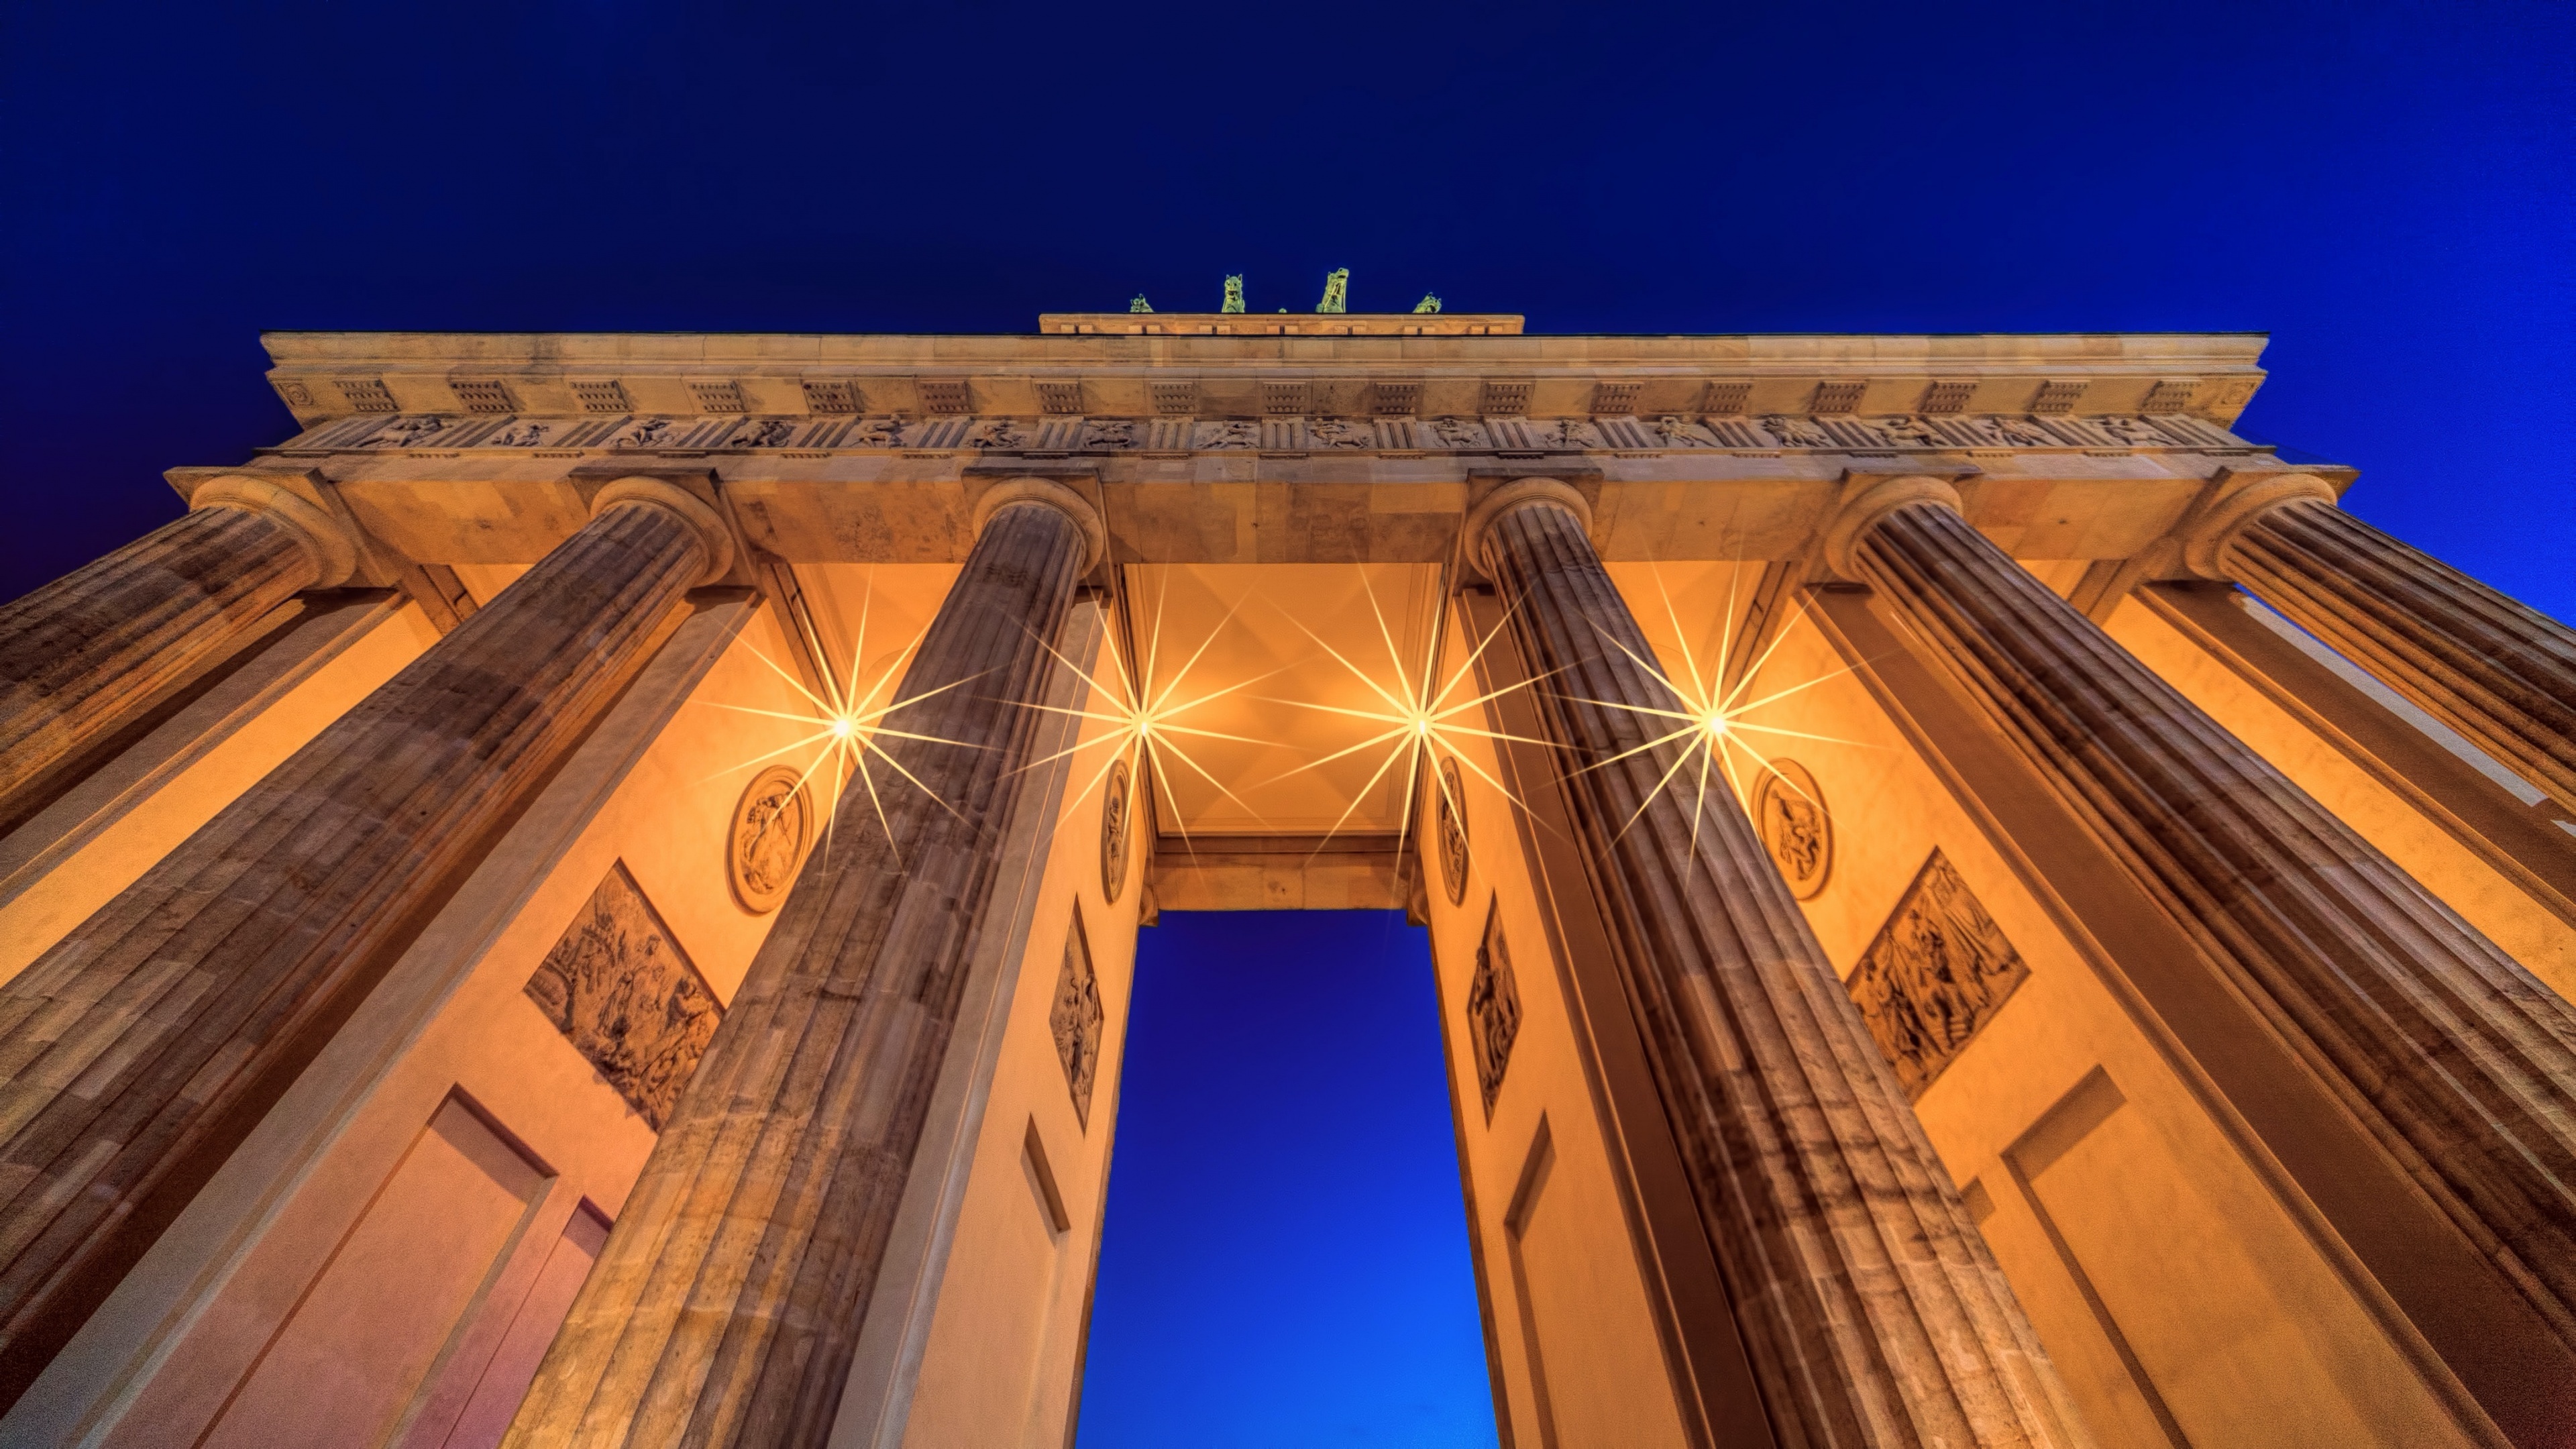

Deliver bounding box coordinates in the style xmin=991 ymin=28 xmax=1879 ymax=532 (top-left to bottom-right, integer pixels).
xmin=0 ymin=307 xmax=2570 ymax=1448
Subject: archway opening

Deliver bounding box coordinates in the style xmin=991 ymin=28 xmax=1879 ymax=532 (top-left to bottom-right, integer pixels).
xmin=1075 ymin=910 xmax=1499 ymax=1447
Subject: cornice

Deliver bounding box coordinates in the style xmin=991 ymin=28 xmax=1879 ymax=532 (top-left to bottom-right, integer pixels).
xmin=258 ymin=329 xmax=2271 ymax=431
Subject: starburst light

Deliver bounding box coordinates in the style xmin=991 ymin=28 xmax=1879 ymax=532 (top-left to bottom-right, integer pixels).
xmin=1262 ymin=570 xmax=1560 ymax=861
xmin=1019 ymin=572 xmax=1287 ymax=856
xmin=704 ymin=570 xmax=990 ymax=865
xmin=1566 ymin=564 xmax=1868 ymax=853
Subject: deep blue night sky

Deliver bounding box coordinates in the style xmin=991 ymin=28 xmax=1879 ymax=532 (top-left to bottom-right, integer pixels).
xmin=3 ymin=4 xmax=2568 ymax=1442
xmin=1079 ymin=912 xmax=1492 ymax=1446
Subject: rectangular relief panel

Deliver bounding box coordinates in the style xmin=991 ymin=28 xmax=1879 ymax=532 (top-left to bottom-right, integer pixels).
xmin=201 ymin=1095 xmax=549 ymax=1449
xmin=524 ymin=859 xmax=722 ymax=1130
xmin=1845 ymin=847 xmax=2028 ymax=1097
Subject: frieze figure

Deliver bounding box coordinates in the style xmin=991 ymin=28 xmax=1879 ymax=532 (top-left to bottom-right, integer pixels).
xmin=1084 ymin=419 xmax=1139 ymax=449
xmin=737 ymin=418 xmax=795 ymax=448
xmin=849 ymin=416 xmax=905 ymax=447
xmin=364 ymin=416 xmax=445 ymax=448
xmin=1652 ymin=415 xmax=1714 ymax=446
xmin=2095 ymin=415 xmax=2170 ymax=447
xmin=486 ymin=420 xmax=549 ymax=447
xmin=1874 ymin=415 xmax=1943 ymax=447
xmin=1984 ymin=415 xmax=2053 ymax=446
xmin=965 ymin=418 xmax=1028 ymax=449
xmin=1429 ymin=417 xmax=1483 ymax=448
xmin=1309 ymin=418 xmax=1372 ymax=448
xmin=1542 ymin=418 xmax=1599 ymax=448
xmin=1758 ymin=414 xmax=1832 ymax=447
xmin=616 ymin=417 xmax=673 ymax=449
xmin=1197 ymin=419 xmax=1259 ymax=449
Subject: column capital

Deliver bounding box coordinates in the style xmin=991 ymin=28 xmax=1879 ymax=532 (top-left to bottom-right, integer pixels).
xmin=1464 ymin=476 xmax=1592 ymax=569
xmin=2178 ymin=472 xmax=2338 ymax=579
xmin=1821 ymin=474 xmax=1960 ymax=580
xmin=588 ymin=476 xmax=735 ymax=586
xmin=971 ymin=476 xmax=1104 ymax=571
xmin=189 ymin=474 xmax=358 ymax=589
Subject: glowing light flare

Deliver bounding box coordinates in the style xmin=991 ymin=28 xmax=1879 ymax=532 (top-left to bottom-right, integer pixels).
xmin=1259 ymin=570 xmax=1560 ymax=865
xmin=700 ymin=570 xmax=991 ymax=868
xmin=1018 ymin=574 xmax=1290 ymax=861
xmin=1566 ymin=563 xmax=1870 ymax=855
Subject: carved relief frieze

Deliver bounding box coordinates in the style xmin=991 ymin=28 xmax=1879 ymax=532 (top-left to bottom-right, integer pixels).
xmin=1051 ymin=906 xmax=1106 ymax=1128
xmin=275 ymin=402 xmax=2245 ymax=459
xmin=1752 ymin=759 xmax=1832 ymax=900
xmin=526 ymin=861 xmax=724 ymax=1131
xmin=1436 ymin=756 xmax=1469 ymax=906
xmin=1845 ymin=849 xmax=2028 ymax=1099
xmin=1465 ymin=898 xmax=1521 ymax=1118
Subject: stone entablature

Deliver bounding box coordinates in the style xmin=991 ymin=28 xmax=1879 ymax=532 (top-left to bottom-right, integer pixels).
xmin=258 ymin=329 xmax=2269 ymax=429
xmin=267 ymin=409 xmax=2254 ymax=459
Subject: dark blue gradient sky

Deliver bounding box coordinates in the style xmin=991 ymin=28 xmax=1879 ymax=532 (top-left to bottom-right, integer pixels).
xmin=2 ymin=6 xmax=2568 ymax=1441
xmin=1079 ymin=912 xmax=1492 ymax=1447
xmin=1 ymin=2 xmax=2568 ymax=615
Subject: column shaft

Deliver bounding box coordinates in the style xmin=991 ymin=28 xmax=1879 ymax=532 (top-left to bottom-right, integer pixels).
xmin=505 ymin=499 xmax=1087 ymax=1449
xmin=1480 ymin=496 xmax=2084 ymax=1449
xmin=0 ymin=506 xmax=317 ymax=821
xmin=0 ymin=498 xmax=709 ymax=1402
xmin=1854 ymin=498 xmax=2576 ymax=1346
xmin=2229 ymin=496 xmax=2576 ymax=812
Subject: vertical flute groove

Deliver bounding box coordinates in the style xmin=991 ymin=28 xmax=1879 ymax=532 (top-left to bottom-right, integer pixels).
xmin=0 ymin=500 xmax=705 ymax=1401
xmin=2231 ymin=496 xmax=2576 ymax=812
xmin=1483 ymin=498 xmax=2084 ymax=1449
xmin=506 ymin=500 xmax=1085 ymax=1449
xmin=1856 ymin=499 xmax=2576 ymax=1348
xmin=0 ymin=506 xmax=317 ymax=817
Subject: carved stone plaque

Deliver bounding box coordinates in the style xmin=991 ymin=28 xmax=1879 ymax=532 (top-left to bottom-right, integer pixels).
xmin=1436 ymin=756 xmax=1470 ymax=906
xmin=1845 ymin=849 xmax=2027 ymax=1099
xmin=526 ymin=861 xmax=723 ymax=1130
xmin=1051 ymin=907 xmax=1105 ymax=1128
xmin=1752 ymin=758 xmax=1832 ymax=900
xmin=1100 ymin=757 xmax=1131 ymax=905
xmin=1465 ymin=898 xmax=1521 ymax=1119
xmin=727 ymin=766 xmax=810 ymax=914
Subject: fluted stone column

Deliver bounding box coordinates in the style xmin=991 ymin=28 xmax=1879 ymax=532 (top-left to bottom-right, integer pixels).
xmin=1470 ymin=480 xmax=2086 ymax=1449
xmin=2184 ymin=475 xmax=2576 ymax=814
xmin=0 ymin=477 xmax=358 ymax=822
xmin=0 ymin=478 xmax=728 ymax=1403
xmin=504 ymin=482 xmax=1099 ymax=1449
xmin=1831 ymin=477 xmax=2576 ymax=1350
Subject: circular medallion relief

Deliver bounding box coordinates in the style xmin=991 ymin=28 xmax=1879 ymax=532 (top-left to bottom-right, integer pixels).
xmin=1437 ymin=756 xmax=1470 ymax=906
xmin=728 ymin=767 xmax=811 ymax=914
xmin=1100 ymin=756 xmax=1132 ymax=904
xmin=1752 ymin=759 xmax=1833 ymax=901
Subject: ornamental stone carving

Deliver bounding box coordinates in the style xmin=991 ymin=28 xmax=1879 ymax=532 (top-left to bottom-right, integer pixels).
xmin=1465 ymin=898 xmax=1521 ymax=1118
xmin=1752 ymin=758 xmax=1831 ymax=900
xmin=1051 ymin=908 xmax=1106 ymax=1128
xmin=1100 ymin=756 xmax=1132 ymax=904
xmin=1845 ymin=849 xmax=2027 ymax=1099
xmin=727 ymin=766 xmax=810 ymax=913
xmin=1760 ymin=414 xmax=1833 ymax=447
xmin=525 ymin=861 xmax=724 ymax=1131
xmin=1437 ymin=755 xmax=1470 ymax=906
